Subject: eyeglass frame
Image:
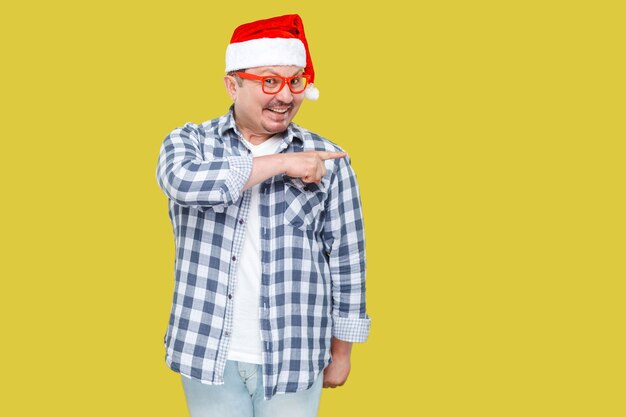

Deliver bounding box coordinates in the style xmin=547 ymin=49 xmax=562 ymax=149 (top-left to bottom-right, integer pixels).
xmin=231 ymin=71 xmax=311 ymax=95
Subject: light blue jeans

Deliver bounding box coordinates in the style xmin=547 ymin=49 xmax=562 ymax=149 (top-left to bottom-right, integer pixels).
xmin=181 ymin=361 xmax=324 ymax=417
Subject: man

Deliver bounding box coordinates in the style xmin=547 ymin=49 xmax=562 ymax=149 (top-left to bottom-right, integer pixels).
xmin=156 ymin=14 xmax=370 ymax=417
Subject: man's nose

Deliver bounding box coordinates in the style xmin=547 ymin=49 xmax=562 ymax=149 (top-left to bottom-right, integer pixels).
xmin=275 ymin=83 xmax=294 ymax=102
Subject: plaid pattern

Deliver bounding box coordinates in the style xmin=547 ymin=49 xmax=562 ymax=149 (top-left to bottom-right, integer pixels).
xmin=156 ymin=109 xmax=370 ymax=399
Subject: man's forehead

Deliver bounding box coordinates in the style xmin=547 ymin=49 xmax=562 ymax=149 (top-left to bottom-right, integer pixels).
xmin=248 ymin=65 xmax=305 ymax=76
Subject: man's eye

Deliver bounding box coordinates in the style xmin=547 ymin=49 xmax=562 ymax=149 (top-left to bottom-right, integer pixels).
xmin=290 ymin=78 xmax=302 ymax=86
xmin=264 ymin=78 xmax=279 ymax=86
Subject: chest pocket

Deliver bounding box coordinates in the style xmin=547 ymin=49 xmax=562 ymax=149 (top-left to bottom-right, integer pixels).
xmin=284 ymin=176 xmax=329 ymax=231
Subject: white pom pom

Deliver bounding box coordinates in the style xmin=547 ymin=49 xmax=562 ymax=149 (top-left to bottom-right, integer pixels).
xmin=304 ymin=84 xmax=319 ymax=101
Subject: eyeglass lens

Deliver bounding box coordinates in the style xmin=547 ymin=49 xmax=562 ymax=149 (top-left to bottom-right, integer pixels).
xmin=263 ymin=76 xmax=308 ymax=94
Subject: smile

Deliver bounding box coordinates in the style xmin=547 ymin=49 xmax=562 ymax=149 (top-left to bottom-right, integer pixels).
xmin=266 ymin=107 xmax=291 ymax=114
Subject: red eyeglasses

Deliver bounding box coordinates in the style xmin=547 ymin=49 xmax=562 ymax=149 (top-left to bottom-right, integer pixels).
xmin=233 ymin=72 xmax=311 ymax=95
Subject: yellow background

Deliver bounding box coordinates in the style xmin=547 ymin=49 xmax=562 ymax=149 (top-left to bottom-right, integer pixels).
xmin=1 ymin=1 xmax=624 ymax=416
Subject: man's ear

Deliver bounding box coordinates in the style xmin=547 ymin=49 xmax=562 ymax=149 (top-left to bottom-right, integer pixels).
xmin=224 ymin=75 xmax=238 ymax=101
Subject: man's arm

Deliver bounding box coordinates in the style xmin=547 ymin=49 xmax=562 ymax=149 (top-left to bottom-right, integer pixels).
xmin=243 ymin=150 xmax=347 ymax=191
xmin=322 ymin=154 xmax=370 ymax=388
xmin=156 ymin=124 xmax=345 ymax=209
xmin=156 ymin=124 xmax=252 ymax=210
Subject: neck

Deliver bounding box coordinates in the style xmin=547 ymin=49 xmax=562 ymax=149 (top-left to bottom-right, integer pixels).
xmin=240 ymin=129 xmax=273 ymax=145
xmin=232 ymin=112 xmax=279 ymax=145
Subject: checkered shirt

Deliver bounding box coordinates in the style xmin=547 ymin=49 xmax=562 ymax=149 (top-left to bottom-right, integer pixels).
xmin=156 ymin=109 xmax=370 ymax=399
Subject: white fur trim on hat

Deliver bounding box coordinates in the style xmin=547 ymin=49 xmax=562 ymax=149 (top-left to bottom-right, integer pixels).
xmin=225 ymin=38 xmax=306 ymax=72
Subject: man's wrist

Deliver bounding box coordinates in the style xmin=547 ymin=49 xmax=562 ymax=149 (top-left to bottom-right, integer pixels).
xmin=276 ymin=153 xmax=288 ymax=175
xmin=330 ymin=337 xmax=353 ymax=358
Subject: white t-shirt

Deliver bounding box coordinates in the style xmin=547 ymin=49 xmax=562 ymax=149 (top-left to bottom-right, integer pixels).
xmin=227 ymin=135 xmax=283 ymax=364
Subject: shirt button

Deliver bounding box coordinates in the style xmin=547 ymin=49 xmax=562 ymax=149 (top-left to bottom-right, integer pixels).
xmin=232 ymin=256 xmax=237 ymax=261
xmin=239 ymin=219 xmax=244 ymax=224
xmin=228 ymin=294 xmax=233 ymax=299
xmin=225 ymin=331 xmax=231 ymax=337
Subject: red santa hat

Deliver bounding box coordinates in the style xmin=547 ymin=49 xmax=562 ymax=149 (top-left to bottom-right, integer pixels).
xmin=225 ymin=14 xmax=320 ymax=101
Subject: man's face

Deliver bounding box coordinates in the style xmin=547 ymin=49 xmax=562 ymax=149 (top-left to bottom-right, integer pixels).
xmin=225 ymin=65 xmax=305 ymax=141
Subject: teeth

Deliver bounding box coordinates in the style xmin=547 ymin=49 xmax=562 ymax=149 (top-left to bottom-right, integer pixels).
xmin=268 ymin=108 xmax=289 ymax=114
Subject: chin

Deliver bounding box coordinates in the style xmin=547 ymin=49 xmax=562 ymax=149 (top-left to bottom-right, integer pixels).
xmin=262 ymin=119 xmax=292 ymax=134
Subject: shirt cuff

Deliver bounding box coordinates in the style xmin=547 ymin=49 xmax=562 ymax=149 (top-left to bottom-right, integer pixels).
xmin=332 ymin=315 xmax=371 ymax=343
xmin=222 ymin=155 xmax=253 ymax=204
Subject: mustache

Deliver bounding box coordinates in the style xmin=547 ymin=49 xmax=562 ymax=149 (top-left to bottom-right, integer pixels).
xmin=265 ymin=100 xmax=293 ymax=109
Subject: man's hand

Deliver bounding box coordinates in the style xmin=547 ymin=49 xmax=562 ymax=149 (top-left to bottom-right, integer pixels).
xmin=284 ymin=151 xmax=346 ymax=183
xmin=323 ymin=337 xmax=353 ymax=388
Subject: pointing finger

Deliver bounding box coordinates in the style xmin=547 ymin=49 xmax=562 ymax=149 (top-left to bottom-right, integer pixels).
xmin=318 ymin=151 xmax=347 ymax=160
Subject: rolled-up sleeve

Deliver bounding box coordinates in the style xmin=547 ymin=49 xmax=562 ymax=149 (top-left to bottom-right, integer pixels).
xmin=156 ymin=123 xmax=252 ymax=210
xmin=323 ymin=155 xmax=371 ymax=343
